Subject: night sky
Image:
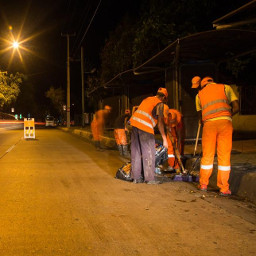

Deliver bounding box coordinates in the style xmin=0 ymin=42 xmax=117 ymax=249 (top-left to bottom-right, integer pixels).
xmin=0 ymin=0 xmax=253 ymax=117
xmin=0 ymin=0 xmax=141 ymax=110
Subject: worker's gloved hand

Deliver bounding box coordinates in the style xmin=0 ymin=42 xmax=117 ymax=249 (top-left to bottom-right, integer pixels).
xmin=163 ymin=137 xmax=168 ymax=149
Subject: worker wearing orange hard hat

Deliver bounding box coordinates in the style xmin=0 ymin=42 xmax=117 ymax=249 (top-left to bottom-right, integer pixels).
xmin=91 ymin=105 xmax=112 ymax=151
xmin=113 ymin=109 xmax=131 ymax=157
xmin=164 ymin=105 xmax=184 ymax=172
xmin=130 ymin=87 xmax=168 ymax=184
xmin=191 ymin=76 xmax=201 ymax=89
xmin=192 ymin=76 xmax=239 ymax=196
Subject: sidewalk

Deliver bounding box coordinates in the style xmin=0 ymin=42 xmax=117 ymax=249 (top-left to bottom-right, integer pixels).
xmin=59 ymin=126 xmax=256 ymax=204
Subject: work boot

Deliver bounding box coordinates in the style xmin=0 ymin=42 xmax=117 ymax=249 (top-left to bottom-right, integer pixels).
xmin=219 ymin=189 xmax=231 ymax=196
xmin=122 ymin=145 xmax=130 ymax=158
xmin=198 ymin=184 xmax=207 ymax=191
xmin=133 ymin=177 xmax=144 ymax=184
xmin=166 ymin=166 xmax=175 ymax=172
xmin=117 ymin=145 xmax=123 ymax=156
xmin=95 ymin=141 xmax=100 ymax=150
xmin=95 ymin=141 xmax=104 ymax=151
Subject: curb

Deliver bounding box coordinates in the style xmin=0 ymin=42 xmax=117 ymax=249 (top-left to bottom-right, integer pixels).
xmin=185 ymin=157 xmax=256 ymax=204
xmin=59 ymin=127 xmax=116 ymax=149
xmin=209 ymin=165 xmax=256 ymax=204
xmin=60 ymin=127 xmax=256 ymax=204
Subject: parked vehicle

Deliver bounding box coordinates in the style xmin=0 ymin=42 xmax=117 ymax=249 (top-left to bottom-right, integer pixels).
xmin=45 ymin=116 xmax=56 ymax=127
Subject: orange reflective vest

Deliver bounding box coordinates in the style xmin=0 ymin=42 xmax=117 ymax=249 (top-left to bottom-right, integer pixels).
xmin=92 ymin=110 xmax=106 ymax=125
xmin=198 ymin=83 xmax=231 ymax=122
xmin=130 ymin=96 xmax=161 ymax=134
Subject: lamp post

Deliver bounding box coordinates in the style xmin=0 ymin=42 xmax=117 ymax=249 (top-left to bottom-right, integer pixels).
xmin=61 ymin=33 xmax=76 ymax=128
xmin=81 ymin=47 xmax=85 ymax=127
xmin=80 ymin=46 xmax=96 ymax=127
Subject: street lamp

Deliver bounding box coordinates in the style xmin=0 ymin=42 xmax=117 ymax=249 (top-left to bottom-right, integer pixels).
xmin=12 ymin=41 xmax=19 ymax=49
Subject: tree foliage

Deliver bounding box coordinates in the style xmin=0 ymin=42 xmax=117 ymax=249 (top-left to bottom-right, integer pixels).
xmin=99 ymin=0 xmax=252 ymax=83
xmin=100 ymin=15 xmax=136 ymax=83
xmin=132 ymin=0 xmax=223 ymax=66
xmin=0 ymin=72 xmax=24 ymax=108
xmin=45 ymin=87 xmax=65 ymax=115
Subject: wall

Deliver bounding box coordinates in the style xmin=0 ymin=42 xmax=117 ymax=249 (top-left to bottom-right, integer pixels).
xmin=231 ymin=85 xmax=256 ymax=137
xmin=174 ymin=63 xmax=216 ymax=141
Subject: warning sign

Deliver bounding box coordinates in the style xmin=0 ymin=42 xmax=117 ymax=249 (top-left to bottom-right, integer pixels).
xmin=24 ymin=118 xmax=35 ymax=139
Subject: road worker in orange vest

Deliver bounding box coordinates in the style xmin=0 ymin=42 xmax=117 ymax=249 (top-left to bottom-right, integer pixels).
xmin=192 ymin=76 xmax=239 ymax=196
xmin=113 ymin=109 xmax=131 ymax=157
xmin=164 ymin=105 xmax=184 ymax=172
xmin=91 ymin=105 xmax=112 ymax=151
xmin=130 ymin=87 xmax=168 ymax=184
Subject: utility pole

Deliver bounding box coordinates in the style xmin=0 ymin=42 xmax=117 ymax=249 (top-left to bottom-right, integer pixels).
xmin=61 ymin=33 xmax=75 ymax=128
xmin=81 ymin=47 xmax=85 ymax=127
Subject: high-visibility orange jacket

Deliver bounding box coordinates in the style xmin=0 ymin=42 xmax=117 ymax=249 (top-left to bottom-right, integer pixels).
xmin=93 ymin=110 xmax=106 ymax=125
xmin=91 ymin=109 xmax=107 ymax=141
xmin=130 ymin=96 xmax=161 ymax=134
xmin=198 ymin=83 xmax=231 ymax=122
xmin=168 ymin=109 xmax=182 ymax=128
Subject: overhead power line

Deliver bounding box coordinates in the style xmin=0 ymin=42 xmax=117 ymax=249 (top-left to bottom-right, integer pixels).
xmin=71 ymin=1 xmax=92 ymax=55
xmin=73 ymin=0 xmax=102 ymax=57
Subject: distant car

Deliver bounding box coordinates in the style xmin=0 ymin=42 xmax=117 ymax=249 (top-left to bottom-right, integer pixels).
xmin=45 ymin=116 xmax=56 ymax=127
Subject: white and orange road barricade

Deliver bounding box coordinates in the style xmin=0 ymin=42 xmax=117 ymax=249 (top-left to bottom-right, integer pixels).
xmin=24 ymin=118 xmax=35 ymax=139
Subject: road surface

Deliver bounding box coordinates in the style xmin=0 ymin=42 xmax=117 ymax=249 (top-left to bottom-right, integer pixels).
xmin=0 ymin=128 xmax=255 ymax=256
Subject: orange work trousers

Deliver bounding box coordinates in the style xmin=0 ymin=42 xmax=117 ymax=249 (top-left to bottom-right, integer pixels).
xmin=91 ymin=120 xmax=103 ymax=141
xmin=114 ymin=129 xmax=127 ymax=145
xmin=167 ymin=127 xmax=180 ymax=169
xmin=200 ymin=119 xmax=233 ymax=192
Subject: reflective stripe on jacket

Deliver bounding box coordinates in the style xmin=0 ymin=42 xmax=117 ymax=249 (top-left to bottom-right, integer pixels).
xmin=130 ymin=96 xmax=161 ymax=134
xmin=198 ymin=83 xmax=231 ymax=122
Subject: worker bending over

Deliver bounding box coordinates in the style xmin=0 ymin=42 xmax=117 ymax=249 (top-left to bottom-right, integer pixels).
xmin=130 ymin=87 xmax=168 ymax=184
xmin=91 ymin=105 xmax=112 ymax=151
xmin=164 ymin=105 xmax=184 ymax=172
xmin=113 ymin=109 xmax=131 ymax=157
xmin=192 ymin=76 xmax=239 ymax=196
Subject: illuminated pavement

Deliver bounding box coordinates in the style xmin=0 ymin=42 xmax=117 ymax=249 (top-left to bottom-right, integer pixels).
xmin=62 ymin=126 xmax=256 ymax=204
xmin=0 ymin=129 xmax=255 ymax=255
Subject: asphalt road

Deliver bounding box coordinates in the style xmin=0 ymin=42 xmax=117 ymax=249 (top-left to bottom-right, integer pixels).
xmin=0 ymin=128 xmax=255 ymax=256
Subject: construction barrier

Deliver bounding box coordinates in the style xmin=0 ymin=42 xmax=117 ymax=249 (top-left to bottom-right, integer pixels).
xmin=24 ymin=118 xmax=35 ymax=139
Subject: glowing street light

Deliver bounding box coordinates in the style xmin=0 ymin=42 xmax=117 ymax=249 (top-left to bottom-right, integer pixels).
xmin=12 ymin=41 xmax=19 ymax=49
xmin=0 ymin=24 xmax=39 ymax=68
xmin=1 ymin=21 xmax=53 ymax=70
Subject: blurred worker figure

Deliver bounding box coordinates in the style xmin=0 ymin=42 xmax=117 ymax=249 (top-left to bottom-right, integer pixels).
xmin=164 ymin=105 xmax=184 ymax=172
xmin=113 ymin=109 xmax=131 ymax=157
xmin=91 ymin=105 xmax=112 ymax=151
xmin=192 ymin=76 xmax=239 ymax=196
xmin=130 ymin=87 xmax=168 ymax=184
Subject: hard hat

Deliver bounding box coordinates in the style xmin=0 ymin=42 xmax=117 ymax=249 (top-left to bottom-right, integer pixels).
xmin=125 ymin=109 xmax=131 ymax=115
xmin=201 ymin=76 xmax=214 ymax=87
xmin=104 ymin=105 xmax=112 ymax=110
xmin=157 ymin=87 xmax=168 ymax=98
xmin=168 ymin=110 xmax=177 ymax=127
xmin=191 ymin=76 xmax=201 ymax=88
